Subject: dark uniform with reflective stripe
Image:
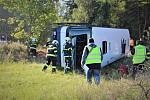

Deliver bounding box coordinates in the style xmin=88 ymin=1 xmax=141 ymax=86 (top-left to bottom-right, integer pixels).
xmin=42 ymin=43 xmax=58 ymax=72
xmin=63 ymin=42 xmax=73 ymax=72
xmin=29 ymin=40 xmax=37 ymax=57
xmin=46 ymin=40 xmax=51 ymax=47
xmin=147 ymin=52 xmax=150 ymax=59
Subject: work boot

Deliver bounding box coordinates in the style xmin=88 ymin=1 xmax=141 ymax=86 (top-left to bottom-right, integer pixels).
xmin=42 ymin=65 xmax=48 ymax=71
xmin=64 ymin=66 xmax=71 ymax=74
xmin=52 ymin=66 xmax=56 ymax=73
xmin=64 ymin=68 xmax=67 ymax=74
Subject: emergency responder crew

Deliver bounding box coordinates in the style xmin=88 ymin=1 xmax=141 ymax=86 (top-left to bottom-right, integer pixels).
xmin=131 ymin=40 xmax=146 ymax=79
xmin=63 ymin=37 xmax=73 ymax=73
xmin=81 ymin=38 xmax=103 ymax=85
xmin=42 ymin=40 xmax=58 ymax=73
xmin=29 ymin=37 xmax=38 ymax=57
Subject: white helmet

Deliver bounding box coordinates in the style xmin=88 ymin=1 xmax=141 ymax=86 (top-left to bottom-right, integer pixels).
xmin=65 ymin=37 xmax=71 ymax=43
xmin=47 ymin=38 xmax=51 ymax=42
xmin=31 ymin=38 xmax=36 ymax=42
xmin=52 ymin=40 xmax=58 ymax=45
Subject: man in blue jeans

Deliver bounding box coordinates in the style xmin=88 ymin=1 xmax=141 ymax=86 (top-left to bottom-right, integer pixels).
xmin=81 ymin=38 xmax=103 ymax=85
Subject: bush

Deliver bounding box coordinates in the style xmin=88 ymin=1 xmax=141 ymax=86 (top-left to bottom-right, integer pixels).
xmin=0 ymin=42 xmax=27 ymax=63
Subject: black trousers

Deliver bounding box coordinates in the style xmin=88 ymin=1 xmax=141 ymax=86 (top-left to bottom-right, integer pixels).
xmin=65 ymin=57 xmax=72 ymax=68
xmin=30 ymin=49 xmax=36 ymax=56
xmin=47 ymin=56 xmax=57 ymax=66
xmin=42 ymin=56 xmax=57 ymax=72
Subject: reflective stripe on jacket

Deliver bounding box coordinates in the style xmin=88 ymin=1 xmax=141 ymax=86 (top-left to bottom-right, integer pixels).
xmin=64 ymin=56 xmax=72 ymax=57
xmin=46 ymin=46 xmax=57 ymax=57
xmin=146 ymin=52 xmax=150 ymax=59
xmin=133 ymin=45 xmax=146 ymax=64
xmin=31 ymin=42 xmax=37 ymax=46
xmin=85 ymin=46 xmax=102 ymax=64
xmin=47 ymin=54 xmax=56 ymax=57
xmin=30 ymin=42 xmax=37 ymax=49
xmin=63 ymin=48 xmax=72 ymax=51
xmin=63 ymin=43 xmax=72 ymax=57
xmin=30 ymin=47 xmax=36 ymax=49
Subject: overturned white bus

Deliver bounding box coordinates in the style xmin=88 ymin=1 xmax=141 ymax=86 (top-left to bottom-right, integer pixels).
xmin=53 ymin=25 xmax=130 ymax=70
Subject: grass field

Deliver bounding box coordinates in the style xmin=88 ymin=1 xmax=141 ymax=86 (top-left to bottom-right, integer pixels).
xmin=0 ymin=62 xmax=149 ymax=100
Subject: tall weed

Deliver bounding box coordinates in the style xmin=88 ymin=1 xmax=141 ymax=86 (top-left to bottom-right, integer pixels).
xmin=0 ymin=42 xmax=27 ymax=63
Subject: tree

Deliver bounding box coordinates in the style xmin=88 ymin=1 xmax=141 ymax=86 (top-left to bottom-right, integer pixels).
xmin=57 ymin=0 xmax=78 ymax=22
xmin=72 ymin=0 xmax=125 ymax=27
xmin=71 ymin=0 xmax=100 ymax=24
xmin=120 ymin=0 xmax=150 ymax=40
xmin=0 ymin=0 xmax=58 ymax=43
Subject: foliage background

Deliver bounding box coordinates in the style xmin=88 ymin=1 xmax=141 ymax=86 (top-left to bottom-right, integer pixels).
xmin=0 ymin=0 xmax=150 ymax=43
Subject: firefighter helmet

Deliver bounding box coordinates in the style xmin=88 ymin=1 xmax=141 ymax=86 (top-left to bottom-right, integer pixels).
xmin=52 ymin=40 xmax=58 ymax=45
xmin=65 ymin=37 xmax=71 ymax=43
xmin=31 ymin=37 xmax=37 ymax=42
xmin=47 ymin=38 xmax=51 ymax=42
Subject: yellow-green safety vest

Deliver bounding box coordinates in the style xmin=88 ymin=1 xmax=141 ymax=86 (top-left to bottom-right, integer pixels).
xmin=85 ymin=46 xmax=102 ymax=64
xmin=133 ymin=45 xmax=146 ymax=64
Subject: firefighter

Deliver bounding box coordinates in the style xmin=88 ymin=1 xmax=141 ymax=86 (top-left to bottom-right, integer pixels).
xmin=63 ymin=37 xmax=73 ymax=73
xmin=42 ymin=40 xmax=58 ymax=73
xmin=29 ymin=37 xmax=38 ymax=57
xmin=131 ymin=40 xmax=146 ymax=79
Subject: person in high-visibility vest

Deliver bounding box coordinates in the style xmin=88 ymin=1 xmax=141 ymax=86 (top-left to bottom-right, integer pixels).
xmin=42 ymin=40 xmax=58 ymax=73
xmin=131 ymin=40 xmax=146 ymax=79
xmin=63 ymin=37 xmax=73 ymax=73
xmin=81 ymin=38 xmax=103 ymax=85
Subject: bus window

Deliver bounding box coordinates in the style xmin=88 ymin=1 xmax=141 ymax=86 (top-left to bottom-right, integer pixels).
xmin=102 ymin=41 xmax=107 ymax=54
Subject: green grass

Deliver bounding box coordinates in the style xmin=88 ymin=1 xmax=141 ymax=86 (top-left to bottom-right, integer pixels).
xmin=0 ymin=63 xmax=149 ymax=100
